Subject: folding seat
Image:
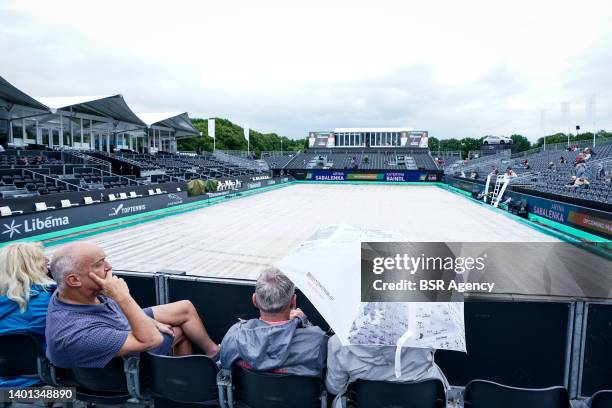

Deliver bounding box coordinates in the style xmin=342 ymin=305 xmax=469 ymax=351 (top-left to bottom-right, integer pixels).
xmin=463 ymin=380 xmax=569 ymax=408
xmin=47 ymin=186 xmax=58 ymax=193
xmin=0 ymin=206 xmax=24 ymax=216
xmin=119 ymin=192 xmax=128 ymax=200
xmin=108 ymin=194 xmax=117 ymax=201
xmin=50 ymin=357 xmax=132 ymax=406
xmin=229 ymin=365 xmax=327 ymax=408
xmin=130 ymin=352 xmax=221 ymax=406
xmin=34 ymin=202 xmax=55 ymax=211
xmin=0 ymin=333 xmax=52 ymax=385
xmin=25 ymin=183 xmax=37 ymax=191
xmin=343 ymin=378 xmax=446 ymax=408
xmin=84 ymin=196 xmax=101 ymax=205
xmin=37 ymin=187 xmax=49 ymax=195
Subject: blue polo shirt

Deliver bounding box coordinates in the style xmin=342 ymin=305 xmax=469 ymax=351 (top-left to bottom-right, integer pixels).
xmin=45 ymin=292 xmax=131 ymax=369
xmin=0 ymin=284 xmax=54 ymax=388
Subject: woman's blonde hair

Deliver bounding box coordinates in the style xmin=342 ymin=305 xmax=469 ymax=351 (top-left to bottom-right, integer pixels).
xmin=0 ymin=242 xmax=54 ymax=312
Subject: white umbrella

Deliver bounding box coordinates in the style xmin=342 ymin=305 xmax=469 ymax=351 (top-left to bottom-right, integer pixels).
xmin=277 ymin=224 xmax=466 ymax=354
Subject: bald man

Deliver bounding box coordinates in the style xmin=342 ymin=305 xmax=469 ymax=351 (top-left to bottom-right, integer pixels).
xmin=45 ymin=242 xmax=219 ymax=368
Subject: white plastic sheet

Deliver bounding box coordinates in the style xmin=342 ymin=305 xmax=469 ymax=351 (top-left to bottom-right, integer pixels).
xmin=277 ymin=224 xmax=466 ymax=352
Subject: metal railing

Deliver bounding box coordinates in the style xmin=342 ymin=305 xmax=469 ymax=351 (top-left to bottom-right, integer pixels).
xmin=22 ymin=169 xmax=86 ymax=192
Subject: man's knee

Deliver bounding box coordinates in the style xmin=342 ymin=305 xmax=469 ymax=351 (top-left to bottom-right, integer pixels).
xmin=175 ymin=299 xmax=197 ymax=319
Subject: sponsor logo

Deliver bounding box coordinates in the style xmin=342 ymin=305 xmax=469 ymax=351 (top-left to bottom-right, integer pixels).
xmin=217 ymin=179 xmax=242 ymax=191
xmin=267 ymin=180 xmax=276 ymax=185
xmin=569 ymin=212 xmax=612 ymax=236
xmin=347 ymin=173 xmax=383 ymax=181
xmin=385 ymin=172 xmax=406 ymax=182
xmin=247 ymin=182 xmax=262 ymax=189
xmin=314 ymin=172 xmax=346 ymax=181
xmin=108 ymin=203 xmax=147 ymax=217
xmin=251 ymin=175 xmax=271 ymax=181
xmin=532 ymin=205 xmax=565 ymax=223
xmin=2 ymin=216 xmax=70 ymax=239
xmin=206 ymin=191 xmax=230 ymax=198
xmin=166 ymin=193 xmax=184 ymax=207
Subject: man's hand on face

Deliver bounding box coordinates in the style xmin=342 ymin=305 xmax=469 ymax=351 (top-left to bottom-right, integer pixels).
xmin=289 ymin=308 xmax=305 ymax=320
xmin=88 ymin=270 xmax=131 ymax=303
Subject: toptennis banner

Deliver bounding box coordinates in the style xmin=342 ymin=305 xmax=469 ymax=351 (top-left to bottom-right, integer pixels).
xmin=0 ymin=192 xmax=187 ymax=244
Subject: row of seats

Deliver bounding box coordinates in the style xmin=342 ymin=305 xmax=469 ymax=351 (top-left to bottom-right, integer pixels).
xmin=281 ymin=150 xmax=439 ymax=171
xmin=2 ymin=333 xmax=610 ymax=407
xmin=0 ymin=188 xmax=175 ymax=216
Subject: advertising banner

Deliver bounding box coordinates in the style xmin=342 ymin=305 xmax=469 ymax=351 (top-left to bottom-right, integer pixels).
xmin=0 ymin=192 xmax=187 ymax=243
xmin=302 ymin=170 xmax=441 ymax=182
xmin=527 ymin=195 xmax=612 ymax=239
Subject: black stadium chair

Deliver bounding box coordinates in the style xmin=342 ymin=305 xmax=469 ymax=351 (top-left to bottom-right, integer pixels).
xmin=0 ymin=333 xmax=52 ymax=385
xmin=590 ymin=391 xmax=612 ymax=408
xmin=136 ymin=352 xmax=220 ymax=406
xmin=232 ymin=364 xmax=327 ymax=408
xmin=344 ymin=378 xmax=446 ymax=408
xmin=51 ymin=357 xmax=133 ymax=405
xmin=463 ymin=380 xmax=570 ymax=408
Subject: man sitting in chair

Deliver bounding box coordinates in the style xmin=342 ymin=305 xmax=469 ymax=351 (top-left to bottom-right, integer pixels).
xmin=45 ymin=242 xmax=219 ymax=368
xmin=220 ymin=267 xmax=327 ymax=376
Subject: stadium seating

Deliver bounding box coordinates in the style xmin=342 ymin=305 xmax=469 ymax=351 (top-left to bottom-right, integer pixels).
xmin=344 ymin=378 xmax=447 ymax=408
xmin=590 ymin=390 xmax=612 ymax=408
xmin=453 ymin=140 xmax=612 ymax=204
xmin=463 ymin=380 xmax=570 ymax=408
xmin=51 ymin=357 xmax=133 ymax=405
xmin=0 ymin=333 xmax=46 ymax=381
xmin=231 ymin=364 xmax=327 ymax=408
xmin=281 ymin=148 xmax=438 ymax=171
xmin=138 ymin=352 xmax=221 ymax=406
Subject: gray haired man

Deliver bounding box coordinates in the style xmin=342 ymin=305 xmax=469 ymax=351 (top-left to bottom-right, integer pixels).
xmin=219 ymin=267 xmax=327 ymax=376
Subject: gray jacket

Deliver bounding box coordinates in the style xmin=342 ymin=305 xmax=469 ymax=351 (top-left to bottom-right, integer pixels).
xmin=220 ymin=315 xmax=327 ymax=377
xmin=325 ymin=335 xmax=449 ymax=408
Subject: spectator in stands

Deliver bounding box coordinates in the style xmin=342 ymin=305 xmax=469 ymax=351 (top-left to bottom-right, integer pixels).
xmin=220 ymin=267 xmax=327 ymax=376
xmin=505 ymin=167 xmax=517 ymax=178
xmin=547 ymin=161 xmax=556 ymax=171
xmin=489 ymin=166 xmax=499 ymax=176
xmin=18 ymin=156 xmax=29 ymax=165
xmin=45 ymin=242 xmax=219 ymax=369
xmin=560 ymin=156 xmax=567 ymax=164
xmin=574 ymin=177 xmax=590 ymax=189
xmin=565 ymin=176 xmax=577 ymax=187
xmin=325 ymin=329 xmax=448 ymax=407
xmin=469 ymin=170 xmax=478 ymax=179
xmin=0 ymin=242 xmax=55 ymax=387
xmin=522 ymin=159 xmax=530 ymax=170
xmin=575 ymin=162 xmax=587 ymax=178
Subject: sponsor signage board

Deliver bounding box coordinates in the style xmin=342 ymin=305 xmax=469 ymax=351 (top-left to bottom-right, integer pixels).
xmin=1 ymin=192 xmax=187 ymax=243
xmin=303 ymin=170 xmax=440 ymax=182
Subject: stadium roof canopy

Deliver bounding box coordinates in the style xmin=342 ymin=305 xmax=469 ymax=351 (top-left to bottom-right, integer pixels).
xmin=138 ymin=112 xmax=199 ymax=138
xmin=334 ymin=127 xmax=414 ymax=133
xmin=0 ymin=75 xmax=51 ymax=120
xmin=36 ymin=95 xmax=147 ymax=130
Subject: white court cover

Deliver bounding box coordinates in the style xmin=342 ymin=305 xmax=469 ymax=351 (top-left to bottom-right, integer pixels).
xmin=277 ymin=224 xmax=466 ymax=353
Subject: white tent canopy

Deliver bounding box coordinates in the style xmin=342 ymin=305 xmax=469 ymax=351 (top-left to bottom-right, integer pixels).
xmin=0 ymin=75 xmax=51 ymax=120
xmin=36 ymin=95 xmax=147 ymax=130
xmin=138 ymin=112 xmax=199 ymax=138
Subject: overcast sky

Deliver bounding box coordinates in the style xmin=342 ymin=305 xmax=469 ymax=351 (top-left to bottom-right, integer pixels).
xmin=1 ymin=0 xmax=611 ymax=140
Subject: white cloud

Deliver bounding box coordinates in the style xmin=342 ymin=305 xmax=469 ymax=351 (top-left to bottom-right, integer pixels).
xmin=1 ymin=0 xmax=611 ymax=140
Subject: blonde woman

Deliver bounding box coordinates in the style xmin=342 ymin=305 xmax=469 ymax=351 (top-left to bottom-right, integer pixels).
xmin=0 ymin=242 xmax=56 ymax=387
